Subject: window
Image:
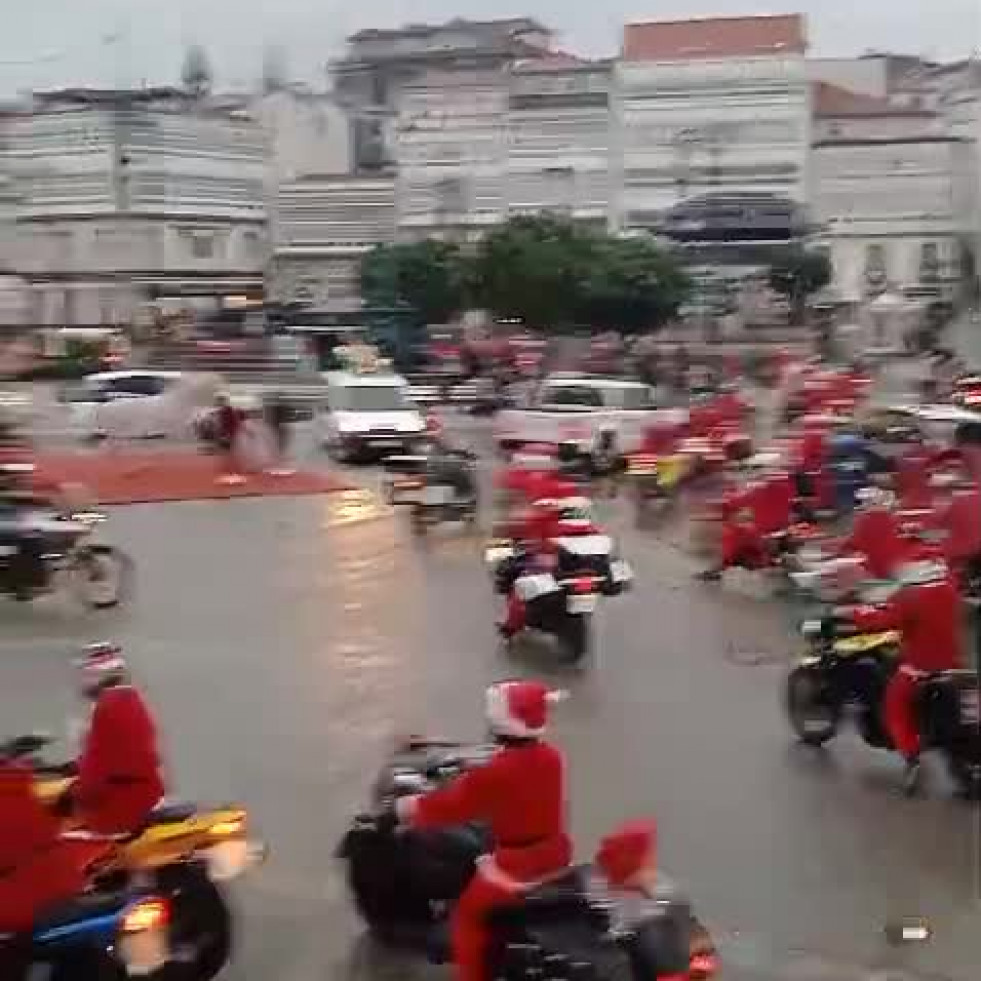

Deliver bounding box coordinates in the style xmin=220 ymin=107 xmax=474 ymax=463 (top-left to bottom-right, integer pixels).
xmin=109 ymin=374 xmax=169 ymax=397
xmin=334 ymin=385 xmax=408 ymax=412
xmin=540 ymin=385 xmax=604 ymax=408
xmin=919 ymin=242 xmax=940 ymax=283
xmin=619 ymin=386 xmax=657 ymax=410
xmin=190 ymin=234 xmax=214 ymax=259
xmin=865 ymin=243 xmax=887 ymax=285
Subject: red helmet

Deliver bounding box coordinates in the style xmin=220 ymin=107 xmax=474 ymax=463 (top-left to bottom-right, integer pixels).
xmin=485 ymin=680 xmax=565 ymax=739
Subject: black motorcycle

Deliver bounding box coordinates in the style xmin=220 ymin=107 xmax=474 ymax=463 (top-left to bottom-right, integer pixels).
xmin=785 ymin=616 xmax=981 ymax=797
xmin=0 ymin=506 xmax=132 ymax=609
xmin=384 ymin=452 xmax=479 ymax=535
xmin=338 ymin=740 xmax=718 ymax=981
xmin=487 ymin=542 xmax=632 ymax=664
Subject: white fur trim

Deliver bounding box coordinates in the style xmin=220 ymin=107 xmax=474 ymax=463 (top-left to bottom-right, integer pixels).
xmin=485 ymin=683 xmax=544 ymax=738
xmin=556 ymin=534 xmax=612 ymax=556
xmin=395 ymin=795 xmax=419 ymax=822
xmin=546 ymin=689 xmax=569 ymax=704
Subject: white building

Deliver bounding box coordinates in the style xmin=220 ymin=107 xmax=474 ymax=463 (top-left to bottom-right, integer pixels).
xmin=506 ymin=54 xmax=612 ymax=227
xmin=4 ymin=88 xmax=267 ymax=327
xmin=613 ymin=14 xmax=811 ymax=231
xmin=395 ymin=68 xmax=510 ymax=241
xmin=811 ymin=81 xmax=971 ymax=302
xmin=271 ymin=174 xmax=396 ymax=310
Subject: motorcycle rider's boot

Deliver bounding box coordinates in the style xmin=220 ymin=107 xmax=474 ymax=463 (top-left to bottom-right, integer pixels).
xmin=901 ymin=757 xmax=923 ymax=797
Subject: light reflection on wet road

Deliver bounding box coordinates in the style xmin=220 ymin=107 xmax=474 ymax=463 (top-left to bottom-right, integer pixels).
xmin=1 ymin=477 xmax=978 ymax=981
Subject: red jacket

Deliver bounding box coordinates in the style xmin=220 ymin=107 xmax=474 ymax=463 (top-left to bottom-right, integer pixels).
xmin=840 ymin=508 xmax=906 ymax=580
xmin=938 ymin=488 xmax=981 ymax=563
xmin=0 ymin=762 xmax=91 ymax=932
xmin=851 ymin=575 xmax=962 ymax=673
xmin=405 ymin=740 xmax=571 ymax=885
xmin=75 ymin=687 xmax=164 ymax=835
xmin=748 ymin=473 xmax=794 ymax=535
xmin=795 ymin=427 xmax=827 ymax=473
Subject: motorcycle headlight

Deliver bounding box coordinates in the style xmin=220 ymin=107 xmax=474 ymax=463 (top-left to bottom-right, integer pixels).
xmin=800 ymin=619 xmax=823 ymax=637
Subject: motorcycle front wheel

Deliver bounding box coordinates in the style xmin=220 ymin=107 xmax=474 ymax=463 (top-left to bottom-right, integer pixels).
xmin=786 ymin=665 xmax=841 ymax=746
xmin=70 ymin=545 xmax=134 ymax=609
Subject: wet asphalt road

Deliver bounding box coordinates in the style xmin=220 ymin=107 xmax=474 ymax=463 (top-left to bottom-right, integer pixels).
xmin=2 ymin=415 xmax=981 ymax=980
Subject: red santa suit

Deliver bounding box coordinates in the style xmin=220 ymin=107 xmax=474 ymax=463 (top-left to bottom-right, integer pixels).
xmin=838 ymin=503 xmax=907 ymax=581
xmin=397 ymin=683 xmax=571 ymax=981
xmin=74 ymin=686 xmax=165 ymax=835
xmin=0 ymin=761 xmax=103 ymax=933
xmin=850 ymin=560 xmax=962 ymax=760
xmin=938 ymin=486 xmax=981 ymax=567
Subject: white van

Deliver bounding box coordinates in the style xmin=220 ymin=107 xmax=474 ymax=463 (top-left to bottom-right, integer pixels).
xmin=319 ymin=369 xmax=426 ymax=462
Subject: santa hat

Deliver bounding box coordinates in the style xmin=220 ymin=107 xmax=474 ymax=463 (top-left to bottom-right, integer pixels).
xmin=596 ymin=819 xmax=658 ymax=888
xmin=485 ymin=680 xmax=566 ymax=738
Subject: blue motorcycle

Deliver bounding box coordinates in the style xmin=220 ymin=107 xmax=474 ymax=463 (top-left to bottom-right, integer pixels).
xmin=4 ymin=888 xmax=171 ymax=980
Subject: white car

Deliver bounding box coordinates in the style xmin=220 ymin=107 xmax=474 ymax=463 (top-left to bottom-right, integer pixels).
xmin=320 ymin=370 xmax=426 ymax=462
xmin=61 ymin=370 xmax=219 ymax=440
xmin=494 ymin=374 xmax=685 ymax=457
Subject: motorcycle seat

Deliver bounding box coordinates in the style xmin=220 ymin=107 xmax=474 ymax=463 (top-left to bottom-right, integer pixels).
xmin=146 ymin=800 xmax=196 ymax=825
xmin=489 ymin=868 xmax=588 ymax=930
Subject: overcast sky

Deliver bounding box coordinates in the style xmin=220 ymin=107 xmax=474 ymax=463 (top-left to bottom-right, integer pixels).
xmin=2 ymin=0 xmax=979 ymax=96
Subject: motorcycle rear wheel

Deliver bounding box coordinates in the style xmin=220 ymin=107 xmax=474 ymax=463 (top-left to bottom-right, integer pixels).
xmin=786 ymin=665 xmax=841 ymax=746
xmin=162 ymin=866 xmax=232 ymax=981
xmin=557 ymin=613 xmax=590 ymax=665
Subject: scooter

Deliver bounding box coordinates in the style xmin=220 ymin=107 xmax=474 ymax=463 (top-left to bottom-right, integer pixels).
xmin=338 ymin=739 xmax=719 ymax=981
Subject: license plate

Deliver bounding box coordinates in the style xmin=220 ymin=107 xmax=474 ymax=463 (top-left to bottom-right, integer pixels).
xmin=960 ymin=689 xmax=980 ymax=724
xmin=423 ymin=485 xmax=453 ymax=506
xmin=567 ymin=594 xmax=597 ymax=614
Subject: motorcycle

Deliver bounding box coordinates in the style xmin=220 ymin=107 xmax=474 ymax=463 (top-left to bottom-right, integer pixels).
xmin=0 ymin=506 xmax=133 ymax=609
xmin=785 ymin=618 xmax=981 ymax=797
xmin=13 ymin=887 xmax=173 ymax=980
xmin=337 ymin=739 xmax=719 ymax=981
xmin=384 ymin=453 xmax=479 ymax=535
xmin=5 ymin=734 xmax=266 ymax=980
xmin=486 ymin=538 xmax=632 ymax=664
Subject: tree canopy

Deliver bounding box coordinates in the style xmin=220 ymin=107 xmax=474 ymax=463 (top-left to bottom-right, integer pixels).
xmin=767 ymin=247 xmax=832 ymax=324
xmin=360 ymin=240 xmax=469 ymax=326
xmin=181 ymin=44 xmax=213 ymax=99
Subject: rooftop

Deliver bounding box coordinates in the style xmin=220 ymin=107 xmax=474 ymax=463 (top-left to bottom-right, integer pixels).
xmin=812 ymin=81 xmax=933 ymax=117
xmin=348 ymin=17 xmax=549 ymax=43
xmin=623 ymin=13 xmax=806 ymax=63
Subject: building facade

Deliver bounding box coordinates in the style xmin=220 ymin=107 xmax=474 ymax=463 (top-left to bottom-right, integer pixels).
xmin=395 ymin=67 xmax=511 ymax=240
xmin=506 ymin=56 xmax=612 ymax=226
xmin=4 ymin=88 xmax=267 ymax=327
xmin=613 ymin=14 xmax=811 ymax=233
xmin=271 ymin=173 xmax=396 ymax=310
xmin=811 ymin=81 xmax=971 ymax=302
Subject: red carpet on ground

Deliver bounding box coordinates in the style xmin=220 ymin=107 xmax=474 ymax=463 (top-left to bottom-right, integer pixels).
xmin=34 ymin=451 xmax=352 ymax=506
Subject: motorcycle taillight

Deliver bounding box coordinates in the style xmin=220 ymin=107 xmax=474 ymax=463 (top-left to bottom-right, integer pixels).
xmin=687 ymin=950 xmax=719 ymax=978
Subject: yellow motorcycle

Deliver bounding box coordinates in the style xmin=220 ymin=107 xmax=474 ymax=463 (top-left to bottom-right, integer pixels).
xmin=7 ymin=734 xmax=266 ymax=980
xmin=626 ymin=452 xmax=690 ymax=522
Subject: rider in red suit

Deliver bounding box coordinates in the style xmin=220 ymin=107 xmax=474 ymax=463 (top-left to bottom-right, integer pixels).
xmin=70 ymin=644 xmax=165 ymax=835
xmin=395 ymin=681 xmax=571 ymax=981
xmin=935 ymin=478 xmax=981 ymax=577
xmin=836 ymin=487 xmax=907 ymax=581
xmin=848 ymin=558 xmax=963 ymax=794
xmin=700 ymin=460 xmax=794 ymax=579
xmin=0 ymin=760 xmax=105 ymax=970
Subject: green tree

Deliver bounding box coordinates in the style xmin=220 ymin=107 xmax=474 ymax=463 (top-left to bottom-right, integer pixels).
xmin=181 ymin=44 xmax=213 ymax=99
xmin=767 ymin=247 xmax=832 ymax=325
xmin=360 ymin=241 xmax=468 ymax=326
xmin=470 ymin=213 xmax=596 ymax=331
xmin=578 ymin=236 xmax=692 ymax=332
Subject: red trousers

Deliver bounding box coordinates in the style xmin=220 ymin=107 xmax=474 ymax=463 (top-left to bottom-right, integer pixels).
xmin=503 ymin=592 xmax=526 ymax=635
xmin=884 ymin=667 xmax=922 ymax=760
xmin=452 ymin=871 xmax=517 ymax=981
xmin=721 ymin=523 xmax=767 ymax=569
